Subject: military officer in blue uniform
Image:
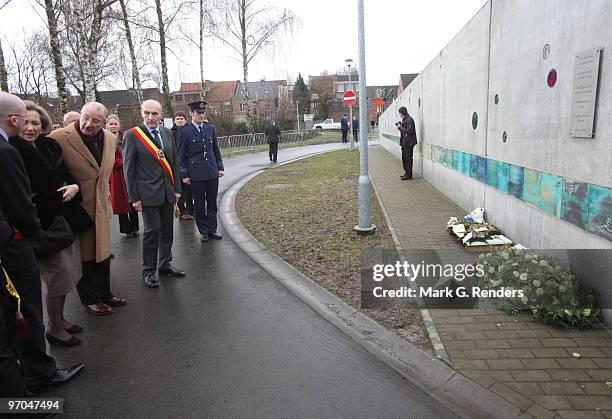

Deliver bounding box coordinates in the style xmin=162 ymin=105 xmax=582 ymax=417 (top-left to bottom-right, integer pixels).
xmin=177 ymin=100 xmax=225 ymax=242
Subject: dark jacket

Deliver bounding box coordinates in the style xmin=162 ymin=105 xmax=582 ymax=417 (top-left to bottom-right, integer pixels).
xmin=123 ymin=124 xmax=181 ymax=206
xmin=9 ymin=136 xmax=80 ymax=231
xmin=352 ymin=118 xmax=359 ymax=132
xmin=265 ymin=125 xmax=281 ymax=144
xmin=398 ymin=115 xmax=417 ymax=148
xmin=0 ymin=137 xmax=40 ymax=241
xmin=177 ymin=122 xmax=224 ymax=182
xmin=340 ymin=117 xmax=349 ymax=131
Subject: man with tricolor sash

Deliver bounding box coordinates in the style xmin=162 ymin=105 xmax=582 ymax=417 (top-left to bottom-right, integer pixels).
xmin=123 ymin=100 xmax=185 ymax=288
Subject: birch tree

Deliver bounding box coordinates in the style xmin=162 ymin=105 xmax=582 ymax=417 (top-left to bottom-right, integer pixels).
xmin=41 ymin=0 xmax=69 ymax=112
xmin=117 ymin=0 xmax=143 ymax=101
xmin=153 ymin=0 xmax=173 ymax=114
xmin=212 ymin=0 xmax=296 ymax=128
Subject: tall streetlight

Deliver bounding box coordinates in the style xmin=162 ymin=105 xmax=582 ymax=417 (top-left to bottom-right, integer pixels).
xmin=354 ymin=0 xmax=375 ymax=235
xmin=345 ymin=58 xmax=354 ymax=150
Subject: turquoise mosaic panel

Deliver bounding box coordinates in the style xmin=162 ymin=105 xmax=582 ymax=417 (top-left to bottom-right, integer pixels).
xmin=587 ymin=185 xmax=612 ymax=242
xmin=539 ymin=173 xmax=563 ymax=217
xmin=523 ymin=168 xmax=542 ymax=208
xmin=508 ymin=164 xmax=524 ymax=199
xmin=452 ymin=149 xmax=460 ymax=170
xmin=445 ymin=149 xmax=454 ymax=168
xmin=497 ymin=162 xmax=510 ymax=193
xmin=561 ymin=179 xmax=591 ymax=230
xmin=469 ymin=154 xmax=479 ymax=179
xmin=486 ymin=159 xmax=499 ymax=187
xmin=476 ymin=157 xmax=488 ymax=183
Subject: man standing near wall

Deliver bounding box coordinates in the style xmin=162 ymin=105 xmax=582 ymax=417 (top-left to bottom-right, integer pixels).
xmin=397 ymin=106 xmax=417 ymax=180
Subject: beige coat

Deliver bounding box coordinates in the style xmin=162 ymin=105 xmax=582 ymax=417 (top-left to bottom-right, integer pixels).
xmin=48 ymin=124 xmax=115 ymax=262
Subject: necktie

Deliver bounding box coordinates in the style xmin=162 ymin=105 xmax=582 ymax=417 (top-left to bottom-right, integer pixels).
xmin=152 ymin=129 xmax=162 ymax=148
xmin=198 ymin=125 xmax=203 ymax=136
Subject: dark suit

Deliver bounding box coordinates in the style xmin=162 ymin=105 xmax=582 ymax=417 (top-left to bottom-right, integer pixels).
xmin=398 ymin=115 xmax=418 ymax=178
xmin=340 ymin=117 xmax=349 ymax=142
xmin=177 ymin=122 xmax=224 ymax=236
xmin=172 ymin=125 xmax=193 ymax=217
xmin=265 ymin=125 xmax=281 ymax=162
xmin=0 ymin=136 xmax=57 ymax=393
xmin=352 ymin=118 xmax=359 ymax=142
xmin=123 ymin=125 xmax=181 ymax=276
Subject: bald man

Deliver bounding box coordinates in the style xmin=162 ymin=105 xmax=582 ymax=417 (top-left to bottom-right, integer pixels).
xmin=49 ymin=102 xmax=127 ymax=315
xmin=62 ymin=111 xmax=80 ymax=127
xmin=0 ymin=92 xmax=84 ymax=395
xmin=123 ymin=100 xmax=184 ymax=288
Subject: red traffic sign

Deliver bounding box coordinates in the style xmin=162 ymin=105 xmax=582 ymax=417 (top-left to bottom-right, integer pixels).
xmin=343 ymin=90 xmax=357 ymax=106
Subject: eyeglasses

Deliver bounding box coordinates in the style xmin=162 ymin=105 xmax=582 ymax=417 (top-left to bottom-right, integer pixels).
xmin=81 ymin=116 xmax=105 ymax=126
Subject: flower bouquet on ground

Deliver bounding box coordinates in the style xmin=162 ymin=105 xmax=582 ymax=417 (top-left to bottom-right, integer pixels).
xmin=477 ymin=248 xmax=600 ymax=328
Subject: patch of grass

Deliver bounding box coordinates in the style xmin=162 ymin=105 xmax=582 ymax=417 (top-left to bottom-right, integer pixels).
xmin=236 ymin=149 xmax=432 ymax=351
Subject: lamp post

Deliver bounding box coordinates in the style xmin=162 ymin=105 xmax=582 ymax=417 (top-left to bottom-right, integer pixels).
xmin=345 ymin=58 xmax=354 ymax=150
xmin=354 ymin=0 xmax=375 ymax=235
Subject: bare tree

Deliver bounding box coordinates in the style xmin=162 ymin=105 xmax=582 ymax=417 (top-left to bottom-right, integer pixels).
xmin=6 ymin=31 xmax=55 ymax=100
xmin=212 ymin=0 xmax=296 ymax=129
xmin=117 ymin=0 xmax=143 ymax=101
xmin=39 ymin=0 xmax=71 ymax=112
xmin=0 ymin=0 xmax=14 ymax=91
xmin=153 ymin=0 xmax=173 ymax=114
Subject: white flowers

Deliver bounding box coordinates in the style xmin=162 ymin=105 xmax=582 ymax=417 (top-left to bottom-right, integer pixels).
xmin=519 ymin=273 xmax=528 ymax=281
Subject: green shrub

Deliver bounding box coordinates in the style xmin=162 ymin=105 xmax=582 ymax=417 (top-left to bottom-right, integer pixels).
xmin=477 ymin=248 xmax=600 ymax=328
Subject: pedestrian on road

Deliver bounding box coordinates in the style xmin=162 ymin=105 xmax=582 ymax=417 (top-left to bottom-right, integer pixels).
xmin=352 ymin=116 xmax=359 ymax=142
xmin=177 ymin=100 xmax=225 ymax=243
xmin=107 ymin=115 xmax=139 ymax=238
xmin=340 ymin=113 xmax=349 ymax=143
xmin=396 ymin=106 xmax=418 ymax=180
xmin=172 ymin=112 xmax=194 ymax=220
xmin=49 ymin=102 xmax=127 ymax=314
xmin=0 ymin=92 xmax=85 ymax=395
xmin=123 ymin=100 xmax=185 ymax=288
xmin=10 ymin=100 xmax=84 ymax=347
xmin=265 ymin=120 xmax=281 ymax=163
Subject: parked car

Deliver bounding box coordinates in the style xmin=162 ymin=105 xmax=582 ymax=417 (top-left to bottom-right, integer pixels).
xmin=313 ymin=119 xmax=341 ymax=132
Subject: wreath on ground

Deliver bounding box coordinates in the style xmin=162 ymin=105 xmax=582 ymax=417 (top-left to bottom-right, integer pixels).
xmin=477 ymin=248 xmax=600 ymax=328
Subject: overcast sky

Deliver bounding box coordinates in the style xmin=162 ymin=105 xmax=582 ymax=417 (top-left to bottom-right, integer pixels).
xmin=1 ymin=0 xmax=487 ymax=90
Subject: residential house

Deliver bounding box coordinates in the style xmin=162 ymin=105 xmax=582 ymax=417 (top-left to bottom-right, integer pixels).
xmin=234 ymin=80 xmax=287 ymax=127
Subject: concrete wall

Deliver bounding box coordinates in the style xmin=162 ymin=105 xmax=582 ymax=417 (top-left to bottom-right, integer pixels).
xmin=378 ymin=0 xmax=612 ymax=315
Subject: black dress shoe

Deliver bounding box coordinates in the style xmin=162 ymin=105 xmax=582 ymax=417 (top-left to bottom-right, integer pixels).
xmin=159 ymin=265 xmax=185 ymax=277
xmin=209 ymin=232 xmax=223 ymax=240
xmin=143 ymin=274 xmax=159 ymax=288
xmin=400 ymin=175 xmax=412 ymax=180
xmin=201 ymin=234 xmax=209 ymax=242
xmin=50 ymin=363 xmax=86 ymax=386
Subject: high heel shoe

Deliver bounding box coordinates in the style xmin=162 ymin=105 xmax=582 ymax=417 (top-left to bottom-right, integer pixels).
xmin=45 ymin=333 xmax=81 ymax=347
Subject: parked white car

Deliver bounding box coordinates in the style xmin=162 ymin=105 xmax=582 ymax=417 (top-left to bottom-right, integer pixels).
xmin=313 ymin=119 xmax=341 ymax=131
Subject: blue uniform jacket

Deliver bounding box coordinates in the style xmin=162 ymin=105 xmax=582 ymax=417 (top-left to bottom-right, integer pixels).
xmin=340 ymin=117 xmax=349 ymax=131
xmin=177 ymin=122 xmax=224 ymax=181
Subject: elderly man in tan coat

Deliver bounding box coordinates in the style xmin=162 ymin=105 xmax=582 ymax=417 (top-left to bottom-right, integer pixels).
xmin=48 ymin=102 xmax=127 ymax=315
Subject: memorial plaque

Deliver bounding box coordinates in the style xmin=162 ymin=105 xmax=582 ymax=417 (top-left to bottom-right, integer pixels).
xmin=570 ymin=47 xmax=603 ymax=138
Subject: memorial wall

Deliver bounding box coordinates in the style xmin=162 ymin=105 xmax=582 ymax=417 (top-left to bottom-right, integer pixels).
xmin=378 ymin=0 xmax=612 ymax=314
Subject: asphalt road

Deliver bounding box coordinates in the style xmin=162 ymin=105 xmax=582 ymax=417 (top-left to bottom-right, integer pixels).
xmin=46 ymin=141 xmax=456 ymax=418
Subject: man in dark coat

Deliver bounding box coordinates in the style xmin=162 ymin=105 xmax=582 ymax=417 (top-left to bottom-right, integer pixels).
xmin=340 ymin=113 xmax=349 ymax=143
xmin=123 ymin=100 xmax=184 ymax=288
xmin=177 ymin=100 xmax=225 ymax=243
xmin=0 ymin=92 xmax=84 ymax=395
xmin=352 ymin=116 xmax=359 ymax=143
xmin=264 ymin=121 xmax=281 ymax=163
xmin=172 ymin=112 xmax=194 ymax=220
xmin=396 ymin=106 xmax=418 ymax=180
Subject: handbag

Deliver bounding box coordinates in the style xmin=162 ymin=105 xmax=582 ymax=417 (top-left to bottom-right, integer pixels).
xmin=32 ymin=215 xmax=75 ymax=257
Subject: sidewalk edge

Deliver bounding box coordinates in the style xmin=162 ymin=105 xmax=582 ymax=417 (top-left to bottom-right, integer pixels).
xmin=219 ymin=153 xmax=525 ymax=419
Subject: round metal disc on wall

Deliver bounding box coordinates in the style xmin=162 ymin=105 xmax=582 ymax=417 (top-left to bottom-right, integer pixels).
xmin=542 ymin=44 xmax=551 ymax=60
xmin=472 ymin=112 xmax=478 ymax=130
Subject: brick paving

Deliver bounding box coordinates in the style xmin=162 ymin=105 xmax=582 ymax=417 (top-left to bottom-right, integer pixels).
xmin=369 ymin=145 xmax=612 ymax=418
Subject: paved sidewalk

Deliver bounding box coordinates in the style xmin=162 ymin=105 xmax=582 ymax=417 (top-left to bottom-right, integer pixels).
xmin=369 ymin=146 xmax=612 ymax=419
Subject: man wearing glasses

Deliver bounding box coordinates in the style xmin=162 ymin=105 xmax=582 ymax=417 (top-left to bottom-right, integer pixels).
xmin=49 ymin=102 xmax=127 ymax=316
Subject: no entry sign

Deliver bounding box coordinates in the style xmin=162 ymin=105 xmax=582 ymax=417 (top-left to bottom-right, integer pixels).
xmin=343 ymin=90 xmax=357 ymax=106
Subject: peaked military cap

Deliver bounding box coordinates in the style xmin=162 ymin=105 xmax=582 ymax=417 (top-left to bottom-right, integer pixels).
xmin=188 ymin=100 xmax=208 ymax=113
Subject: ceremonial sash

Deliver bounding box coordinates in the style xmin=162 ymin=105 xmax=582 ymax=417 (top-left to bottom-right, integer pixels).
xmin=131 ymin=127 xmax=174 ymax=185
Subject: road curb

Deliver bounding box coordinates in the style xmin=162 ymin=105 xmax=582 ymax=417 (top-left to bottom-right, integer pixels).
xmin=219 ymin=151 xmax=525 ymax=419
